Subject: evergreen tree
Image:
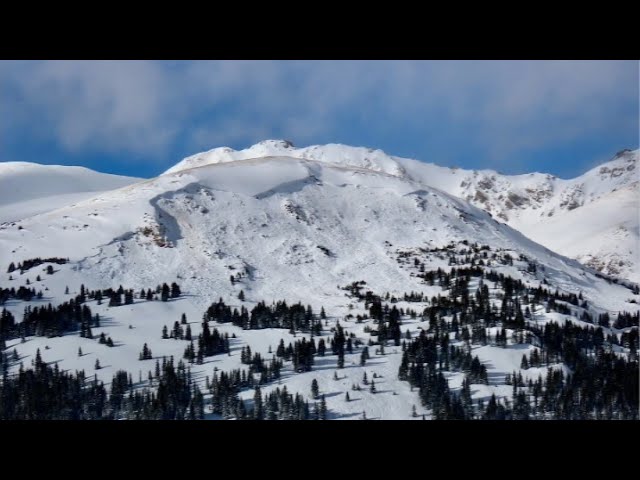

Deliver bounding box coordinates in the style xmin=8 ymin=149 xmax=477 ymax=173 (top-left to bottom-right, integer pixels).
xmin=311 ymin=378 xmax=319 ymax=399
xmin=319 ymin=395 xmax=327 ymax=420
xmin=161 ymin=283 xmax=170 ymax=302
xmin=253 ymin=386 xmax=263 ymax=420
xmin=238 ymin=290 xmax=245 ymax=301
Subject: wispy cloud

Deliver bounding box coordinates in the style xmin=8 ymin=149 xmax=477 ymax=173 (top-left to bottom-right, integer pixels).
xmin=1 ymin=60 xmax=637 ymax=171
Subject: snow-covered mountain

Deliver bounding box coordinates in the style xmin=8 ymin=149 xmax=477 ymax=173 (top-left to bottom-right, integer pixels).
xmin=165 ymin=141 xmax=638 ymax=282
xmin=0 ymin=161 xmax=141 ymax=223
xmin=2 ymin=154 xmax=622 ymax=307
xmin=0 ymin=146 xmax=637 ymax=420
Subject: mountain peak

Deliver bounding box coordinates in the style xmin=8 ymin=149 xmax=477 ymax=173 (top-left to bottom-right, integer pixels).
xmin=163 ymin=141 xmax=406 ymax=177
xmin=583 ymin=148 xmax=638 ymax=184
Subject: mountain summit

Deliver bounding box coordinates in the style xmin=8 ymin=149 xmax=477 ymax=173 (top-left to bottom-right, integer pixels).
xmin=164 ymin=141 xmax=639 ymax=282
xmin=164 ymin=140 xmax=407 ymax=177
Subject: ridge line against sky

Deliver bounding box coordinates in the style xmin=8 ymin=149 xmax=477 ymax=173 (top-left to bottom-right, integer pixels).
xmin=0 ymin=60 xmax=638 ymax=179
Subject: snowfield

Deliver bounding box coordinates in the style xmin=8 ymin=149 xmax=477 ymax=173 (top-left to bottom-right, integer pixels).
xmin=0 ymin=161 xmax=140 ymax=223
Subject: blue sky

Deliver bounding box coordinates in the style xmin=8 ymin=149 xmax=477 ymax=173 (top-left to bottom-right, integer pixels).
xmin=1 ymin=60 xmax=637 ymax=179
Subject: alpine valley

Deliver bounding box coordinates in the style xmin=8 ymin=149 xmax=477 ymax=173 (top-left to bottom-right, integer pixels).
xmin=0 ymin=141 xmax=637 ymax=420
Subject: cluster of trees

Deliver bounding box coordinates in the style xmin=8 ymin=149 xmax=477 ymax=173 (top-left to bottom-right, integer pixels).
xmin=207 ymin=370 xmax=314 ymax=420
xmin=0 ymin=353 xmax=205 ymax=420
xmin=62 ymin=282 xmax=181 ymax=307
xmin=6 ymin=301 xmax=97 ymax=339
xmin=0 ymin=286 xmax=42 ymax=304
xmin=180 ymin=321 xmax=230 ymax=365
xmin=7 ymin=257 xmax=68 ymax=274
xmin=400 ymin=319 xmax=638 ymax=419
xmin=202 ymin=298 xmax=325 ymax=334
xmin=613 ymin=311 xmax=640 ymax=329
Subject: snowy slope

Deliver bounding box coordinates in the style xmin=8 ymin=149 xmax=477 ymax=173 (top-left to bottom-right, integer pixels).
xmin=165 ymin=142 xmax=638 ymax=281
xmin=0 ymin=161 xmax=141 ymax=223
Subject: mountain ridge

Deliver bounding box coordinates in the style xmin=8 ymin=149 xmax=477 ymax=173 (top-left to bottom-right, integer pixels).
xmin=161 ymin=140 xmax=638 ymax=281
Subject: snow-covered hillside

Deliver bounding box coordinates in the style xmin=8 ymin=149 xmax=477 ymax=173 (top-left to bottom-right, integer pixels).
xmin=0 ymin=151 xmax=637 ymax=420
xmin=0 ymin=161 xmax=141 ymax=223
xmin=165 ymin=142 xmax=638 ymax=282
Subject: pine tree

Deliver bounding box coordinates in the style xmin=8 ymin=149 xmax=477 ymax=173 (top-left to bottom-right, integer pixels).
xmin=345 ymin=391 xmax=350 ymax=402
xmin=162 ymin=325 xmax=169 ymax=339
xmin=520 ymin=354 xmax=529 ymax=370
xmin=139 ymin=343 xmax=152 ymax=360
xmin=161 ymin=283 xmax=170 ymax=302
xmin=238 ymin=290 xmax=245 ymax=301
xmin=253 ymin=386 xmax=263 ymax=420
xmin=311 ymin=378 xmax=319 ymax=399
xmin=412 ymin=404 xmax=418 ymax=418
xmin=337 ymin=350 xmax=345 ymax=369
xmin=95 ymin=359 xmax=101 ymax=370
xmin=78 ymin=347 xmax=83 ymax=357
xmin=181 ymin=313 xmax=187 ymax=324
xmin=370 ymin=379 xmax=376 ymax=393
xmin=319 ymin=395 xmax=327 ymax=420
